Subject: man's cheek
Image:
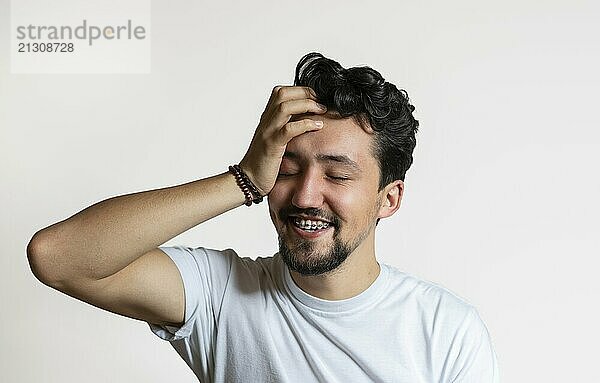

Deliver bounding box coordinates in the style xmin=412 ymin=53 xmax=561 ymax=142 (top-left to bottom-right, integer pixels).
xmin=268 ymin=183 xmax=289 ymax=204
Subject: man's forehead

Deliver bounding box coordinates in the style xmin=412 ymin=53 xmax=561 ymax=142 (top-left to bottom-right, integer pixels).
xmin=289 ymin=111 xmax=372 ymax=135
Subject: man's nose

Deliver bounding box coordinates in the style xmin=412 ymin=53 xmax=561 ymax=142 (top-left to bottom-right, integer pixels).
xmin=291 ymin=172 xmax=324 ymax=209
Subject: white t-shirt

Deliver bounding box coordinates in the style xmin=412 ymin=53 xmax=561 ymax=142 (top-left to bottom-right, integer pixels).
xmin=149 ymin=246 xmax=499 ymax=382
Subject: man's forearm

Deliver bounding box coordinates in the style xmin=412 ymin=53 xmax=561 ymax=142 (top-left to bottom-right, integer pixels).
xmin=28 ymin=171 xmax=246 ymax=284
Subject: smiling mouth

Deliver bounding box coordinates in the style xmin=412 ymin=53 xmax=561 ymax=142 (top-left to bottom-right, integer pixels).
xmin=288 ymin=217 xmax=333 ymax=233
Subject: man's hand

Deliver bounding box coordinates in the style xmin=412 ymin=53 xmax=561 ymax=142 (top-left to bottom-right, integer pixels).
xmin=239 ymin=86 xmax=328 ymax=196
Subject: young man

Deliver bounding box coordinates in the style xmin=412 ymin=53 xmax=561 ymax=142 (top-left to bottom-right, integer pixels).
xmin=28 ymin=52 xmax=499 ymax=382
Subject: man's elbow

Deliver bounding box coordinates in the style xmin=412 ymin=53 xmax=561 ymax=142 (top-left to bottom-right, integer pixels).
xmin=27 ymin=229 xmax=62 ymax=286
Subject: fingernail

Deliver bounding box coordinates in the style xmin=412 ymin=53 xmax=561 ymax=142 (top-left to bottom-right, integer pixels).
xmin=317 ymin=103 xmax=327 ymax=110
xmin=314 ymin=120 xmax=324 ymax=128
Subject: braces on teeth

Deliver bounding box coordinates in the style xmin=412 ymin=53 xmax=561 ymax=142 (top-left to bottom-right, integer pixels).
xmin=293 ymin=218 xmax=330 ymax=230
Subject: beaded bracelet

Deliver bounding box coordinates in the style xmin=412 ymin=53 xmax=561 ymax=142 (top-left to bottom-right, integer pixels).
xmin=228 ymin=165 xmax=264 ymax=206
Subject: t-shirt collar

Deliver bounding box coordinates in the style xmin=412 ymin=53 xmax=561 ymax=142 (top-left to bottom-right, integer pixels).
xmin=279 ymin=254 xmax=390 ymax=314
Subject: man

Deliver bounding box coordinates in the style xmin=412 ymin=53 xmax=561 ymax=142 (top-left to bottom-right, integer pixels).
xmin=27 ymin=52 xmax=499 ymax=382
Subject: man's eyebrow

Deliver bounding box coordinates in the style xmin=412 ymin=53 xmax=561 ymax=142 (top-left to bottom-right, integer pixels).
xmin=283 ymin=151 xmax=361 ymax=171
xmin=316 ymin=154 xmax=361 ymax=171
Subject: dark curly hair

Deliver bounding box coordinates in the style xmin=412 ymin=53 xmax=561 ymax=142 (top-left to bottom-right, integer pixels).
xmin=293 ymin=52 xmax=419 ymax=191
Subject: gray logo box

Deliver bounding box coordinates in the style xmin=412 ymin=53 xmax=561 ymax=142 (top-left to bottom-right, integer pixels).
xmin=11 ymin=0 xmax=151 ymax=74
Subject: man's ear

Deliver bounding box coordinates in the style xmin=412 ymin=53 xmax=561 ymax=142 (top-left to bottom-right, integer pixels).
xmin=377 ymin=180 xmax=404 ymax=220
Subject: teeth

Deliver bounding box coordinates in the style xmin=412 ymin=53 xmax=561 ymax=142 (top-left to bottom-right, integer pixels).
xmin=293 ymin=217 xmax=330 ymax=230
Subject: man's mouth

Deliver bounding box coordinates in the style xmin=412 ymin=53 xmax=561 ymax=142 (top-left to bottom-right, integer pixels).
xmin=288 ymin=217 xmax=333 ymax=233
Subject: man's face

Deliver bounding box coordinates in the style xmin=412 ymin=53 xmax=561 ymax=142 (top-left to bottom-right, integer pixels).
xmin=267 ymin=113 xmax=386 ymax=276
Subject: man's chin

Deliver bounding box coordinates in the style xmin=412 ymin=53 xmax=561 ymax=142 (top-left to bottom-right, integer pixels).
xmin=279 ymin=234 xmax=333 ymax=257
xmin=278 ymin=239 xmax=351 ymax=276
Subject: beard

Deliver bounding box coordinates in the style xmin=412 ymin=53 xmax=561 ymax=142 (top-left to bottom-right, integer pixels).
xmin=278 ymin=223 xmax=369 ymax=276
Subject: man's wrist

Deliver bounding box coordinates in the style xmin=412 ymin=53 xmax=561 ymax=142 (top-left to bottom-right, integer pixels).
xmin=228 ymin=164 xmax=263 ymax=206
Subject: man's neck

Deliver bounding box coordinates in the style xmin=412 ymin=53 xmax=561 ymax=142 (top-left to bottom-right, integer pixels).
xmin=289 ymin=232 xmax=381 ymax=301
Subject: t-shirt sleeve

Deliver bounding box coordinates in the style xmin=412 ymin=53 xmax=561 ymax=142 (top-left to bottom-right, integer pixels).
xmin=147 ymin=245 xmax=234 ymax=341
xmin=449 ymin=307 xmax=500 ymax=383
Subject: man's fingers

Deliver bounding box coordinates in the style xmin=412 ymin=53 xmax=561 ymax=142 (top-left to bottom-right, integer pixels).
xmin=274 ymin=119 xmax=324 ymax=144
xmin=264 ymin=85 xmax=314 ymax=115
xmin=269 ymin=99 xmax=327 ymax=130
xmin=270 ymin=85 xmax=319 ymax=104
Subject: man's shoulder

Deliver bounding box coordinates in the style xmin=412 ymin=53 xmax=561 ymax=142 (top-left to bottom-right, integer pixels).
xmin=160 ymin=245 xmax=283 ymax=270
xmin=382 ymin=263 xmax=476 ymax=318
xmin=160 ymin=245 xmax=274 ymax=264
xmin=158 ymin=245 xmax=282 ymax=288
xmin=201 ymin=247 xmax=281 ymax=278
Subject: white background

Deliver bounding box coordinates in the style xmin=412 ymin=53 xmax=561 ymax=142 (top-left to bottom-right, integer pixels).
xmin=1 ymin=0 xmax=599 ymax=382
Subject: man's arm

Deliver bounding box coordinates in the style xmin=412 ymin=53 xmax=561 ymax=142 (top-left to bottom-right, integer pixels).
xmin=26 ymin=85 xmax=327 ymax=326
xmin=27 ymin=172 xmax=245 ymax=285
xmin=26 ymin=173 xmax=248 ymax=328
